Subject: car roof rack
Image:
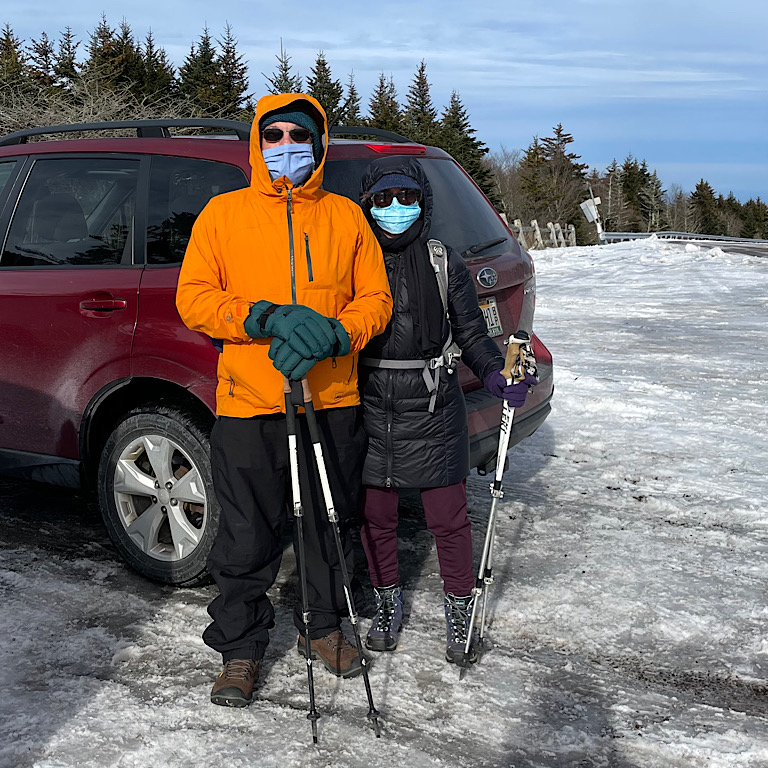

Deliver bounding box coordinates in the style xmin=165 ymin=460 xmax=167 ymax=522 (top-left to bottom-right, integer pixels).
xmin=329 ymin=125 xmax=415 ymax=143
xmin=0 ymin=118 xmax=252 ymax=146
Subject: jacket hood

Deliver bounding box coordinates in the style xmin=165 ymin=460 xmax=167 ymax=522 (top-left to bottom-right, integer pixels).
xmin=360 ymin=156 xmax=433 ymax=242
xmin=250 ymin=93 xmax=328 ymax=197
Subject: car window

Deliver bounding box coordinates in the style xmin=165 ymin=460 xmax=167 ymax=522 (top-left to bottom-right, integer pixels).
xmin=0 ymin=160 xmax=18 ymax=196
xmin=146 ymin=156 xmax=248 ymax=264
xmin=322 ymin=156 xmax=510 ymax=258
xmin=1 ymin=157 xmax=139 ymax=268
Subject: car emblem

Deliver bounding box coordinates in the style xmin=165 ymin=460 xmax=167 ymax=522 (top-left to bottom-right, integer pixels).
xmin=477 ymin=267 xmax=498 ymax=289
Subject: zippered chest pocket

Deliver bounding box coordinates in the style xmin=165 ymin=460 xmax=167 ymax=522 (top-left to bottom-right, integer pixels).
xmin=304 ymin=233 xmax=313 ymax=282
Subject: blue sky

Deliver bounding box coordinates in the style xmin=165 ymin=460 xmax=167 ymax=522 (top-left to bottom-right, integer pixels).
xmin=6 ymin=0 xmax=768 ymax=201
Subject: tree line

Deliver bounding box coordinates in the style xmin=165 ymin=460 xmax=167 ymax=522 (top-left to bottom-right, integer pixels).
xmin=1 ymin=18 xmax=764 ymax=242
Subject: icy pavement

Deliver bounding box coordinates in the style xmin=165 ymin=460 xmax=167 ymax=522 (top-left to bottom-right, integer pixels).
xmin=2 ymin=238 xmax=767 ymax=767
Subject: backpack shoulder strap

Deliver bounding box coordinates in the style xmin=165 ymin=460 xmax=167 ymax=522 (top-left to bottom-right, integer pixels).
xmin=426 ymin=238 xmax=462 ymax=364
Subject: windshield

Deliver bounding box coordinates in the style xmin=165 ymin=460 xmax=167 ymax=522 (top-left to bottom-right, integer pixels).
xmin=322 ymin=156 xmax=511 ymax=259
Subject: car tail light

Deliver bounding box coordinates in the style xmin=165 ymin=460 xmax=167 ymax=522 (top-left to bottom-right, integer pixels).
xmin=517 ymin=275 xmax=536 ymax=335
xmin=365 ymin=144 xmax=426 ymax=155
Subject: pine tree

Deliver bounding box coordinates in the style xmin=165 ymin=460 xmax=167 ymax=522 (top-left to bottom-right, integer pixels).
xmin=141 ymin=30 xmax=175 ymax=98
xmin=53 ymin=27 xmax=79 ymax=89
xmin=741 ymin=198 xmax=768 ymax=239
xmin=306 ymin=51 xmax=344 ymax=127
xmin=403 ymin=60 xmax=437 ymax=144
xmin=112 ymin=21 xmax=145 ymax=96
xmin=619 ymin=155 xmax=648 ymax=231
xmin=367 ymin=73 xmax=402 ymax=133
xmin=340 ymin=72 xmax=362 ymax=126
xmin=539 ymin=124 xmax=588 ymax=225
xmin=0 ymin=24 xmax=26 ymax=86
xmin=85 ymin=14 xmax=118 ymax=81
xmin=438 ymin=91 xmax=500 ymax=208
xmin=215 ymin=24 xmax=249 ymax=116
xmin=27 ymin=32 xmax=56 ymax=88
xmin=178 ymin=27 xmax=219 ymax=112
xmin=689 ymin=179 xmax=723 ymax=234
xmin=519 ymin=138 xmax=548 ymax=221
xmin=263 ymin=39 xmax=302 ymax=94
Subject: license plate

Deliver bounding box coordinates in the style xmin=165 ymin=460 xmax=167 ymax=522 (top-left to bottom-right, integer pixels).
xmin=479 ymin=296 xmax=503 ymax=337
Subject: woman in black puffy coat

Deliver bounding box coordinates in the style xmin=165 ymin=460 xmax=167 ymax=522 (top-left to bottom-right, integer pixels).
xmin=357 ymin=156 xmax=535 ymax=663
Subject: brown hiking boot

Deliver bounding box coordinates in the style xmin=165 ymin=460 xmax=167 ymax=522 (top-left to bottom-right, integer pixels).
xmin=297 ymin=630 xmax=364 ymax=678
xmin=210 ymin=659 xmax=259 ymax=707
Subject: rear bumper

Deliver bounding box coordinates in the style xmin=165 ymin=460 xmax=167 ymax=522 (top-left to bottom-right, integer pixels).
xmin=466 ymin=370 xmax=553 ymax=473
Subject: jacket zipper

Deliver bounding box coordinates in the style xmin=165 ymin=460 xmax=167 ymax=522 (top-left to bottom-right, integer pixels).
xmin=304 ymin=233 xmax=313 ymax=282
xmin=384 ymin=256 xmax=403 ymax=487
xmin=286 ymin=188 xmax=296 ymax=304
xmin=228 ymin=377 xmax=235 ymax=396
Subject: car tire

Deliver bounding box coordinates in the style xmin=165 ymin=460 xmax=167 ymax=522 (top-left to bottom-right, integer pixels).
xmin=97 ymin=405 xmax=218 ymax=586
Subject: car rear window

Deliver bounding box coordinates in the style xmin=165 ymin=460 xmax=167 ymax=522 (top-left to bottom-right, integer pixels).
xmin=322 ymin=156 xmax=511 ymax=259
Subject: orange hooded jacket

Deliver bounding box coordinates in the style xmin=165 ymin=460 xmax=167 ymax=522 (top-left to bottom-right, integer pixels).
xmin=176 ymin=94 xmax=392 ymax=416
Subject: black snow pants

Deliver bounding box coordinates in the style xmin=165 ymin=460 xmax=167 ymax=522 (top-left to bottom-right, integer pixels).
xmin=203 ymin=406 xmax=366 ymax=662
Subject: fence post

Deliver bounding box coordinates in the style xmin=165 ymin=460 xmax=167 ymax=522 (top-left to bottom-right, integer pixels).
xmin=531 ymin=220 xmax=544 ymax=249
xmin=554 ymin=223 xmax=566 ymax=247
xmin=513 ymin=219 xmax=529 ymax=250
xmin=547 ymin=222 xmax=558 ymax=247
xmin=567 ymin=224 xmax=576 ymax=246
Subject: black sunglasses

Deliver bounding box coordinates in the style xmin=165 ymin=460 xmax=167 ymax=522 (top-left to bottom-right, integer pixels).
xmin=371 ymin=189 xmax=422 ymax=208
xmin=261 ymin=127 xmax=312 ymax=143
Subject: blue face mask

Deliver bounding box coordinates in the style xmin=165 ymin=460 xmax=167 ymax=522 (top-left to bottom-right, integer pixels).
xmin=370 ymin=198 xmax=421 ymax=234
xmin=263 ymin=144 xmax=315 ymax=186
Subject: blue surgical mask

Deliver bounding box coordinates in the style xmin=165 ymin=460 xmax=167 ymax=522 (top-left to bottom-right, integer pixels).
xmin=370 ymin=198 xmax=421 ymax=234
xmin=263 ymin=144 xmax=315 ymax=186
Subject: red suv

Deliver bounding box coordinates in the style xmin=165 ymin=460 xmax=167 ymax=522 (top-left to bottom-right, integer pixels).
xmin=0 ymin=119 xmax=553 ymax=586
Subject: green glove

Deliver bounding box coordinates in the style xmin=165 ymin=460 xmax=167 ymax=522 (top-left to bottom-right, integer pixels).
xmin=266 ymin=304 xmax=336 ymax=360
xmin=269 ymin=337 xmax=316 ymax=380
xmin=243 ymin=300 xmax=278 ymax=339
xmin=328 ymin=318 xmax=351 ymax=357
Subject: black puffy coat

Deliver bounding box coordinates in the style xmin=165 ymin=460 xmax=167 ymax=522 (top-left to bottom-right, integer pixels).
xmin=359 ymin=157 xmax=503 ymax=489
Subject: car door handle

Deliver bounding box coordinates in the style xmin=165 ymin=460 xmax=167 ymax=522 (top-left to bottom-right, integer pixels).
xmin=79 ymin=298 xmax=127 ymax=312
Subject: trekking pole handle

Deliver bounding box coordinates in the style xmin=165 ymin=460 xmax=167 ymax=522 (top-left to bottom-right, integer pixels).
xmin=501 ymin=331 xmax=531 ymax=383
xmin=283 ymin=376 xmax=313 ymax=404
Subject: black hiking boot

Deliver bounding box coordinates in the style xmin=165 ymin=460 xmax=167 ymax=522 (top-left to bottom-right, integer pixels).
xmin=444 ymin=593 xmax=478 ymax=664
xmin=365 ymin=584 xmax=404 ymax=652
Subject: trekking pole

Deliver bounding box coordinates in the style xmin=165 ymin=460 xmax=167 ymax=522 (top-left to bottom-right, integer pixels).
xmin=284 ymin=377 xmax=321 ymax=743
xmin=297 ymin=376 xmax=382 ymax=738
xmin=460 ymin=330 xmax=537 ymax=674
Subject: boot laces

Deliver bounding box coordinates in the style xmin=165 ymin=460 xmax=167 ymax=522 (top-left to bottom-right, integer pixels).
xmin=374 ymin=586 xmax=399 ymax=632
xmin=447 ymin=594 xmax=472 ymax=643
xmin=222 ymin=659 xmax=256 ymax=681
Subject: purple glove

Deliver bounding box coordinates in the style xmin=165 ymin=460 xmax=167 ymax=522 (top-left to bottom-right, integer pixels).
xmin=484 ymin=370 xmax=538 ymax=407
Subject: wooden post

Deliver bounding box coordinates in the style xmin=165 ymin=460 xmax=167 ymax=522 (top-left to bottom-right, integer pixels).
xmin=554 ymin=223 xmax=566 ymax=247
xmin=513 ymin=219 xmax=528 ymax=250
xmin=547 ymin=222 xmax=558 ymax=247
xmin=567 ymin=224 xmax=576 ymax=246
xmin=531 ymin=220 xmax=544 ymax=250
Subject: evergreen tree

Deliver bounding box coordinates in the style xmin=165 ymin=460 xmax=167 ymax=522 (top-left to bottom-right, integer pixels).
xmin=518 ymin=138 xmax=548 ymax=220
xmin=741 ymin=198 xmax=768 ymax=239
xmin=601 ymin=159 xmax=629 ymax=231
xmin=403 ymin=60 xmax=438 ymax=144
xmin=716 ymin=191 xmax=744 ymax=237
xmin=539 ymin=124 xmax=588 ymax=225
xmin=619 ymin=155 xmax=648 ymax=231
xmin=27 ymin=32 xmax=56 ymax=88
xmin=53 ymin=27 xmax=79 ymax=89
xmin=112 ymin=21 xmax=145 ymax=95
xmin=689 ymin=179 xmax=723 ymax=234
xmin=367 ymin=73 xmax=402 ymax=133
xmin=178 ymin=27 xmax=219 ymax=112
xmin=141 ymin=30 xmax=175 ymax=98
xmin=340 ymin=72 xmax=362 ymax=126
xmin=85 ymin=14 xmax=118 ymax=80
xmin=438 ymin=91 xmax=500 ymax=208
xmin=306 ymin=51 xmax=344 ymax=126
xmin=215 ymin=24 xmax=249 ymax=116
xmin=263 ymin=39 xmax=302 ymax=94
xmin=0 ymin=24 xmax=26 ymax=86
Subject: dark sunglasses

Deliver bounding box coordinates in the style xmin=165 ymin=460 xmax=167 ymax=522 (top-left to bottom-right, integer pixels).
xmin=261 ymin=127 xmax=312 ymax=143
xmin=371 ymin=189 xmax=422 ymax=208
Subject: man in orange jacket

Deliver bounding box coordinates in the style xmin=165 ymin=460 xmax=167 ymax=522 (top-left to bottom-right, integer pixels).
xmin=176 ymin=93 xmax=392 ymax=708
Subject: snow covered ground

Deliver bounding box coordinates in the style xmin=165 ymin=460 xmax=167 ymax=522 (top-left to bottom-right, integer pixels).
xmin=2 ymin=238 xmax=767 ymax=768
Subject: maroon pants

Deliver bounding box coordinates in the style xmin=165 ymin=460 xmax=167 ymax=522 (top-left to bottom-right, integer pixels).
xmin=360 ymin=480 xmax=474 ymax=596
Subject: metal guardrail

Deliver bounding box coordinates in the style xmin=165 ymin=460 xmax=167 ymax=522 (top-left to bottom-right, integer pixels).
xmin=600 ymin=231 xmax=768 ymax=246
xmin=599 ymin=231 xmax=768 ymax=257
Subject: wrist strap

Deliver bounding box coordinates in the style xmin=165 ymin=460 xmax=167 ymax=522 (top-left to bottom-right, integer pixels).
xmin=258 ymin=303 xmax=280 ymax=332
